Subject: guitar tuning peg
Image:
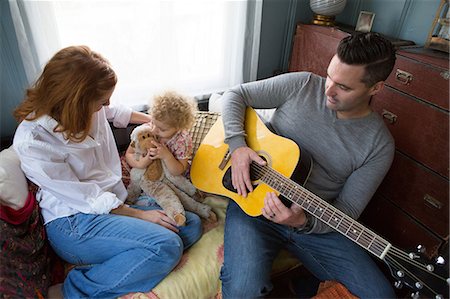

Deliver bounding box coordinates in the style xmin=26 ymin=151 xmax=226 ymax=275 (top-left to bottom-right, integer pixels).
xmin=394 ymin=281 xmax=403 ymax=289
xmin=416 ymin=244 xmax=426 ymax=253
xmin=411 ymin=291 xmax=420 ymax=299
xmin=435 ymin=294 xmax=444 ymax=299
xmin=408 ymin=252 xmax=420 ymax=259
xmin=435 ymin=256 xmax=446 ymax=265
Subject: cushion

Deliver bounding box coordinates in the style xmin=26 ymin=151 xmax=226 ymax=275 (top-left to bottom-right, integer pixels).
xmin=0 ymin=193 xmax=52 ymax=299
xmin=313 ymin=281 xmax=357 ymax=299
xmin=208 ymin=93 xmax=223 ymax=113
xmin=0 ymin=147 xmax=28 ymax=210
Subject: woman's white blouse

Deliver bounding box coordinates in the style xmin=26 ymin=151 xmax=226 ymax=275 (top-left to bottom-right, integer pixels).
xmin=13 ymin=105 xmax=132 ymax=224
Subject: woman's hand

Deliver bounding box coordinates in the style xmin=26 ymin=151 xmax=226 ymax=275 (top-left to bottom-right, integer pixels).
xmin=111 ymin=205 xmax=179 ymax=232
xmin=138 ymin=209 xmax=179 ymax=232
xmin=262 ymin=192 xmax=307 ymax=227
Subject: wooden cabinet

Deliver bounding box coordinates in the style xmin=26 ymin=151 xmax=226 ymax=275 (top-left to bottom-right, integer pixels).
xmin=288 ymin=24 xmax=449 ymax=258
xmin=289 ymin=24 xmax=348 ymax=77
xmin=368 ymin=47 xmax=449 ymax=257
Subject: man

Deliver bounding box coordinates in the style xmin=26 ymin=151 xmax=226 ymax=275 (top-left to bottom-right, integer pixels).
xmin=219 ymin=32 xmax=397 ymax=298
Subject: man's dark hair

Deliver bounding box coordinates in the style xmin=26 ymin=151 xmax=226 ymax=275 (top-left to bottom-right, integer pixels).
xmin=337 ymin=32 xmax=396 ymax=87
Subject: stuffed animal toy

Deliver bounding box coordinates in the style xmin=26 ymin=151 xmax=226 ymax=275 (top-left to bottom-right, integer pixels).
xmin=127 ymin=124 xmax=216 ymax=226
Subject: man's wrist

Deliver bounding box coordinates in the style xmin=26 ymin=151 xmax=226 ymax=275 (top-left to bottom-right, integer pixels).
xmin=294 ymin=212 xmax=312 ymax=232
xmin=228 ymin=137 xmax=247 ymax=154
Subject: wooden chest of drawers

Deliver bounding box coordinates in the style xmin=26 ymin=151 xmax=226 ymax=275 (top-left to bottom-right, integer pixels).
xmin=288 ymin=24 xmax=449 ymax=258
xmin=367 ymin=47 xmax=449 ymax=256
xmin=288 ymin=24 xmax=347 ymax=76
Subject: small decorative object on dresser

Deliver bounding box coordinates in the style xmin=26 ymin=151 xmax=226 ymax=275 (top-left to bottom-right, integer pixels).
xmin=355 ymin=11 xmax=375 ymax=32
xmin=425 ymin=0 xmax=450 ymax=53
xmin=309 ymin=0 xmax=347 ymax=26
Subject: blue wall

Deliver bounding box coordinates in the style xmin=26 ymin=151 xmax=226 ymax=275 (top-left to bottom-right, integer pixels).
xmin=1 ymin=0 xmax=443 ymax=143
xmin=338 ymin=0 xmax=440 ymax=45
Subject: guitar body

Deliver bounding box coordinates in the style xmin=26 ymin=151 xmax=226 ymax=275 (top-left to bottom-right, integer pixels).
xmin=191 ymin=108 xmax=311 ymax=216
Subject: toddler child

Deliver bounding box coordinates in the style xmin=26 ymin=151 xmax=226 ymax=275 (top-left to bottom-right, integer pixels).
xmin=125 ymin=91 xmax=216 ymax=225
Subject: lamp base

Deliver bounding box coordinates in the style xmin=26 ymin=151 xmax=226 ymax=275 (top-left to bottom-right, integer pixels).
xmin=312 ymin=14 xmax=336 ymax=26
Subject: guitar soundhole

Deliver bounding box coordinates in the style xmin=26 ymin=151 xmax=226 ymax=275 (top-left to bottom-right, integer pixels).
xmin=250 ymin=156 xmax=267 ymax=181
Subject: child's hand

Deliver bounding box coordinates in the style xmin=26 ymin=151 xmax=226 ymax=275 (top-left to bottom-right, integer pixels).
xmin=149 ymin=140 xmax=172 ymax=161
xmin=139 ymin=150 xmax=153 ymax=168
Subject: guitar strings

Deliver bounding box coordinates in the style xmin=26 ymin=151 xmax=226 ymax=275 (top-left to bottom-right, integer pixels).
xmin=251 ymin=163 xmax=390 ymax=256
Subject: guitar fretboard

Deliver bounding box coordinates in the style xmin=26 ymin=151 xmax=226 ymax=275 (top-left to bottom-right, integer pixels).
xmin=253 ymin=163 xmax=392 ymax=259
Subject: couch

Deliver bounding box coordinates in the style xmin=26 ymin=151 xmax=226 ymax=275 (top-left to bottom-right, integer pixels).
xmin=0 ymin=109 xmax=354 ymax=299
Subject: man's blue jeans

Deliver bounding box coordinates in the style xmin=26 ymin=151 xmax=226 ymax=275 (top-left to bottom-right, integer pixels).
xmin=46 ymin=204 xmax=202 ymax=298
xmin=220 ymin=201 xmax=396 ymax=299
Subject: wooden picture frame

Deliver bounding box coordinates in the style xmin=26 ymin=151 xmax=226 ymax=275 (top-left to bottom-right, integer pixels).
xmin=355 ymin=11 xmax=375 ymax=33
xmin=425 ymin=0 xmax=449 ymax=53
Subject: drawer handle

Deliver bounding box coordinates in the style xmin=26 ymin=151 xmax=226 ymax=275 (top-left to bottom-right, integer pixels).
xmin=423 ymin=194 xmax=442 ymax=210
xmin=381 ymin=109 xmax=397 ymax=124
xmin=395 ymin=69 xmax=413 ymax=85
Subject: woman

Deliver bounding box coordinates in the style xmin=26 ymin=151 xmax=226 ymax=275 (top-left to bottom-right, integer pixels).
xmin=13 ymin=45 xmax=202 ymax=298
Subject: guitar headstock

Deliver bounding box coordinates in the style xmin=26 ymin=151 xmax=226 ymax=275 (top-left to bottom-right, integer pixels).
xmin=384 ymin=245 xmax=449 ymax=298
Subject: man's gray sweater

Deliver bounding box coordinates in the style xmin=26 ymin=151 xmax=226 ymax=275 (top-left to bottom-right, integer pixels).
xmin=221 ymin=72 xmax=395 ymax=234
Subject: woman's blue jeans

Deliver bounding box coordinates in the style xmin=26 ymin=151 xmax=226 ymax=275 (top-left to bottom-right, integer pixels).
xmin=220 ymin=201 xmax=396 ymax=299
xmin=45 ymin=204 xmax=202 ymax=299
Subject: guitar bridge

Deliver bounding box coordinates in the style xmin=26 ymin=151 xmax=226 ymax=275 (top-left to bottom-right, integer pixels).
xmin=219 ymin=150 xmax=231 ymax=170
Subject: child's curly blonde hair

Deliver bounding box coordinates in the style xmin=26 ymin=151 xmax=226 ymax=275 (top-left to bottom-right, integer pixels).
xmin=149 ymin=91 xmax=198 ymax=130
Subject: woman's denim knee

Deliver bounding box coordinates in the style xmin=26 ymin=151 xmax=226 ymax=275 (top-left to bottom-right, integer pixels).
xmin=158 ymin=233 xmax=184 ymax=261
xmin=45 ymin=217 xmax=84 ymax=264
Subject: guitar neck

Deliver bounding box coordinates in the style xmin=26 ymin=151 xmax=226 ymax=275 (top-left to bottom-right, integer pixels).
xmin=253 ymin=163 xmax=392 ymax=260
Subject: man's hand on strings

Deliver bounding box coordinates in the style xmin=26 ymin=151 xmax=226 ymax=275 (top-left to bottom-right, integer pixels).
xmin=230 ymin=146 xmax=266 ymax=197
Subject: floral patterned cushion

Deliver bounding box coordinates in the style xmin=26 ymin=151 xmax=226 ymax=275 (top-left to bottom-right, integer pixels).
xmin=0 ymin=194 xmax=52 ymax=299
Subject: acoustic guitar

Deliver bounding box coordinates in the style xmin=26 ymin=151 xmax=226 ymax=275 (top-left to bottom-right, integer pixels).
xmin=191 ymin=108 xmax=449 ymax=299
